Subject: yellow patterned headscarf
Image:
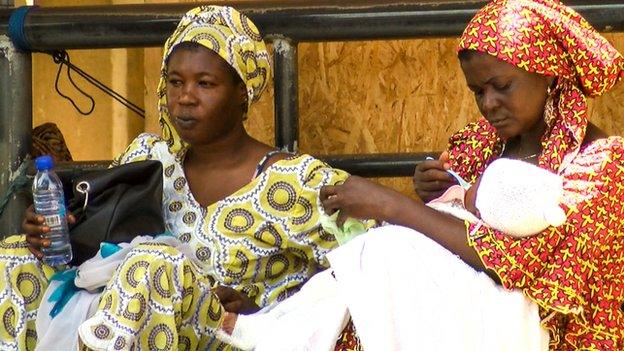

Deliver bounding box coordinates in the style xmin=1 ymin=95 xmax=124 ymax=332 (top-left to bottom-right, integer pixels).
xmin=157 ymin=5 xmax=272 ymax=154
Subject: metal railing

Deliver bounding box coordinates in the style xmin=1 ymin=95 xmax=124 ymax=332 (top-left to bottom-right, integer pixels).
xmin=1 ymin=0 xmax=624 ymax=231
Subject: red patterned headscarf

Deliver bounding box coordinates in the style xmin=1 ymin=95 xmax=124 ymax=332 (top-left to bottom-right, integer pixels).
xmin=458 ymin=0 xmax=624 ymax=172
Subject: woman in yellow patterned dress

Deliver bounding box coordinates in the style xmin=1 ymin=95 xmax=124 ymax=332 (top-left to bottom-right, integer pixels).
xmin=2 ymin=6 xmax=348 ymax=350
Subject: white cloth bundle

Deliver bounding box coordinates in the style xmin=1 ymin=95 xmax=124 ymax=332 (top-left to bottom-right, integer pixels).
xmin=224 ymin=269 xmax=349 ymax=351
xmin=476 ymin=158 xmax=566 ymax=237
xmin=428 ymin=158 xmax=566 ymax=238
xmin=35 ymin=235 xmax=189 ymax=351
xmin=327 ymin=225 xmax=549 ymax=351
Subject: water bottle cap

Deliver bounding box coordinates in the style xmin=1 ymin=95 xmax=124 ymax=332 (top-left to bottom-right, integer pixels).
xmin=35 ymin=155 xmax=54 ymax=171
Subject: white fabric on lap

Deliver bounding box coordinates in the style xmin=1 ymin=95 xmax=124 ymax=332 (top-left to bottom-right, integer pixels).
xmin=219 ymin=269 xmax=349 ymax=351
xmin=327 ymin=225 xmax=549 ymax=351
xmin=36 ymin=235 xmax=191 ymax=351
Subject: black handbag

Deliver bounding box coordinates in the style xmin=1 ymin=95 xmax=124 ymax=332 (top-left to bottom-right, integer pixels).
xmin=66 ymin=160 xmax=165 ymax=265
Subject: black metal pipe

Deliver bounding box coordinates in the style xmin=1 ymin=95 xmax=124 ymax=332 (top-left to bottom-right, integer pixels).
xmin=273 ymin=38 xmax=299 ymax=152
xmin=1 ymin=1 xmax=624 ymax=50
xmin=50 ymin=154 xmax=438 ymax=179
xmin=0 ymin=37 xmax=31 ymax=233
xmin=322 ymin=153 xmax=438 ymax=177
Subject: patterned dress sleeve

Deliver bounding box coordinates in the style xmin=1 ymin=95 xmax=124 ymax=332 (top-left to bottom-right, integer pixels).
xmin=110 ymin=133 xmax=161 ymax=167
xmin=284 ymin=157 xmax=350 ymax=270
xmin=466 ymin=138 xmax=624 ymax=321
xmin=446 ymin=119 xmax=502 ymax=184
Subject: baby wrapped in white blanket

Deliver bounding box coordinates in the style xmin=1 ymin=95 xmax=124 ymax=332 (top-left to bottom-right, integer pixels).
xmin=221 ymin=158 xmax=566 ymax=351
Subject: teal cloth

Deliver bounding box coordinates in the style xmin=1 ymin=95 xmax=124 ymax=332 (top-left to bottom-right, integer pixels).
xmin=48 ymin=268 xmax=79 ymax=318
xmin=46 ymin=235 xmax=175 ymax=318
xmin=47 ymin=242 xmax=123 ymax=317
xmin=321 ymin=212 xmax=368 ymax=245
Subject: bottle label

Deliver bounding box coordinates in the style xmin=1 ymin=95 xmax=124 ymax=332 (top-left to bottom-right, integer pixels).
xmin=43 ymin=214 xmax=63 ymax=229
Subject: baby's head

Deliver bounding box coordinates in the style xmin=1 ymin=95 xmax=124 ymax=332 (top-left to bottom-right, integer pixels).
xmin=475 ymin=158 xmax=567 ymax=237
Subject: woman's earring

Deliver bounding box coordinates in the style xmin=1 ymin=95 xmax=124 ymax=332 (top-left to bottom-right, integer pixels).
xmin=546 ymin=78 xmax=557 ymax=97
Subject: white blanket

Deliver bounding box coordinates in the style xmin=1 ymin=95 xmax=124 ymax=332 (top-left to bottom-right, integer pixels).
xmin=250 ymin=270 xmax=350 ymax=351
xmin=35 ymin=235 xmax=188 ymax=351
xmin=327 ymin=225 xmax=549 ymax=351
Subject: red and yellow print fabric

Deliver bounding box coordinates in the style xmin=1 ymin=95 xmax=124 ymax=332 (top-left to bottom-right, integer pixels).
xmin=450 ymin=123 xmax=624 ymax=351
xmin=334 ymin=320 xmax=364 ymax=351
xmin=458 ymin=0 xmax=624 ymax=173
xmin=454 ymin=0 xmax=624 ymax=349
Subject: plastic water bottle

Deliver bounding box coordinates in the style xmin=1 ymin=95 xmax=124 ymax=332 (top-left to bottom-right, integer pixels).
xmin=32 ymin=155 xmax=73 ymax=266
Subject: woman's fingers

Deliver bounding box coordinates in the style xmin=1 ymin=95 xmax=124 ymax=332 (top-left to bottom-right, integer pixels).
xmin=415 ymin=169 xmax=456 ymax=189
xmin=24 ymin=234 xmax=46 ymax=258
xmin=320 ymin=185 xmax=341 ymax=214
xmin=319 ymin=185 xmax=337 ymax=201
xmin=320 ymin=194 xmax=340 ymax=214
xmin=23 ymin=205 xmax=42 ymax=224
xmin=416 ymin=179 xmax=456 ymax=192
xmin=67 ymin=212 xmax=77 ymax=225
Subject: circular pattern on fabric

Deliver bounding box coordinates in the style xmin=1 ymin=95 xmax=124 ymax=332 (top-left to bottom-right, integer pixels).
xmin=265 ymin=254 xmax=289 ymax=279
xmin=148 ymin=323 xmax=174 ymax=351
xmin=303 ymin=165 xmax=322 ymax=187
xmin=319 ymin=227 xmax=336 ymax=242
xmin=225 ymin=250 xmax=250 ymax=280
xmin=122 ymin=293 xmax=147 ymax=322
xmin=207 ymin=296 xmax=223 ymax=322
xmin=179 ymin=232 xmax=191 ymax=243
xmin=253 ymin=223 xmax=283 ymax=247
xmin=103 ymin=294 xmax=113 ymax=310
xmin=183 ymin=265 xmax=195 ymax=284
xmin=293 ymin=197 xmax=314 ymax=225
xmin=153 ymin=266 xmax=171 ymax=299
xmin=182 ymin=286 xmax=194 ymax=301
xmin=16 ymin=272 xmax=41 ymax=305
xmin=181 ymin=287 xmax=195 ymax=315
xmin=288 ymin=247 xmax=309 ymax=263
xmin=241 ymin=50 xmax=260 ymax=80
xmin=194 ymin=33 xmax=221 ymax=52
xmin=178 ymin=335 xmax=191 ymax=351
xmin=173 ymin=177 xmax=187 ymax=191
xmin=196 ymin=247 xmax=211 ymax=262
xmin=113 ymin=336 xmax=127 ymax=350
xmin=3 ymin=306 xmax=16 ymax=337
xmin=25 ymin=328 xmax=37 ymax=350
xmin=183 ymin=211 xmax=197 ymax=225
xmin=242 ymin=285 xmax=260 ymax=301
xmin=266 ymin=181 xmax=297 ymax=212
xmin=0 ymin=238 xmax=28 ymax=250
xmin=169 ymin=201 xmax=183 ymax=212
xmin=224 ymin=208 xmax=254 ymax=233
xmin=93 ymin=324 xmax=111 ymax=340
xmin=276 ymin=288 xmax=290 ymax=303
xmin=125 ymin=260 xmax=150 ymax=288
xmin=239 ymin=17 xmax=262 ymax=42
xmin=164 ymin=164 xmax=175 ymax=178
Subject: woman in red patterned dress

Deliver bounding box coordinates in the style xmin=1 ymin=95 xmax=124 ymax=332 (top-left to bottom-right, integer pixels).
xmin=325 ymin=0 xmax=624 ymax=350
